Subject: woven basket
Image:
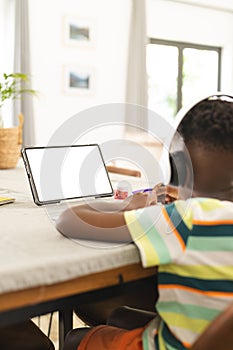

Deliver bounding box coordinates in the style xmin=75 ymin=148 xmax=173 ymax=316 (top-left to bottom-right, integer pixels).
xmin=0 ymin=113 xmax=24 ymax=169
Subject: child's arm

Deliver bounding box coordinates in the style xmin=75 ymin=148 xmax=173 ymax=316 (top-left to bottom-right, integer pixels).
xmin=56 ymin=193 xmax=157 ymax=242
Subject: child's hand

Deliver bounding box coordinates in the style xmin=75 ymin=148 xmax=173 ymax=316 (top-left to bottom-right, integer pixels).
xmin=123 ymin=192 xmax=157 ymax=211
xmin=151 ymin=184 xmax=179 ymax=204
xmin=165 ymin=185 xmax=179 ymax=203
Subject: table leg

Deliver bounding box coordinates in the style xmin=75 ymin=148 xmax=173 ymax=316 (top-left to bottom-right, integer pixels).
xmin=58 ymin=308 xmax=73 ymax=350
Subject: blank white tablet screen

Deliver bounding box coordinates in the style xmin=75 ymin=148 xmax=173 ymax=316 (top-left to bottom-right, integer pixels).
xmin=24 ymin=145 xmax=113 ymax=203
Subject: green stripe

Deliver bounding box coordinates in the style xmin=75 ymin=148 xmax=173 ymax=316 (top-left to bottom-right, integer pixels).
xmin=192 ymin=224 xmax=233 ymax=237
xmin=166 ymin=343 xmax=181 ymax=350
xmin=165 ymin=203 xmax=190 ymax=244
xmin=161 ymin=322 xmax=186 ymax=350
xmin=135 ymin=210 xmax=172 ymax=264
xmin=188 ymin=236 xmax=233 ymax=251
xmin=157 ymin=301 xmax=220 ymax=321
xmin=125 ymin=210 xmax=161 ymax=266
xmin=159 ymin=272 xmax=233 ymax=292
xmin=142 ymin=331 xmax=150 ymax=350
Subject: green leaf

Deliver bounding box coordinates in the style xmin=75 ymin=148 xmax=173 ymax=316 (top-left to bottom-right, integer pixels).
xmin=0 ymin=72 xmax=37 ymax=109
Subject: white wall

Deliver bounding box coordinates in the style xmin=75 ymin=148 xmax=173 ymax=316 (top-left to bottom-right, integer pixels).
xmin=27 ymin=0 xmax=233 ymax=144
xmin=29 ymin=0 xmax=131 ymax=145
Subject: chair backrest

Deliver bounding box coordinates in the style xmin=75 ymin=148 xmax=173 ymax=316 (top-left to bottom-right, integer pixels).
xmin=191 ymin=303 xmax=233 ymax=350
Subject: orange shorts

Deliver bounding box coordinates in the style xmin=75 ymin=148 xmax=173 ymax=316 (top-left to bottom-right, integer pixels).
xmin=78 ymin=325 xmax=144 ymax=350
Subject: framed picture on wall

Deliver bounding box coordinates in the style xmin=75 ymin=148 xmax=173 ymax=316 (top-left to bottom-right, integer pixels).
xmin=63 ymin=65 xmax=95 ymax=95
xmin=63 ymin=16 xmax=96 ymax=47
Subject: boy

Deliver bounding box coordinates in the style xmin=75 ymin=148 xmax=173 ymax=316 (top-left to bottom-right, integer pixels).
xmin=56 ymin=96 xmax=233 ymax=350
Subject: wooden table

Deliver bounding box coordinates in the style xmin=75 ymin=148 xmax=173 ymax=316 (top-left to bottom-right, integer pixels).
xmin=0 ymin=161 xmax=156 ymax=349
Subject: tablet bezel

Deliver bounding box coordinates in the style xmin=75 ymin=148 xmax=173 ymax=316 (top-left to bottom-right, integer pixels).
xmin=21 ymin=144 xmax=114 ymax=206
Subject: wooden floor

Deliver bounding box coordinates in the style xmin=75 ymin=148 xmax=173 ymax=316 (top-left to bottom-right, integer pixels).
xmin=32 ymin=312 xmax=86 ymax=350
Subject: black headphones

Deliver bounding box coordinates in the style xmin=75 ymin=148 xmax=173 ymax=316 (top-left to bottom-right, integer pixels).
xmin=162 ymin=93 xmax=233 ymax=194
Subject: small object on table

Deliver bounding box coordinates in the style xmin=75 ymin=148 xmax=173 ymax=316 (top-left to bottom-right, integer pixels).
xmin=0 ymin=197 xmax=15 ymax=205
xmin=114 ymin=186 xmax=129 ymax=200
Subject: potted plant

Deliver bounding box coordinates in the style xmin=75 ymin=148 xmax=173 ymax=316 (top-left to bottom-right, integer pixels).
xmin=0 ymin=72 xmax=37 ymax=169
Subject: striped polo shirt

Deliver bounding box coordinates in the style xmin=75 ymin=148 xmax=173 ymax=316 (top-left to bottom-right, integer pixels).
xmin=124 ymin=197 xmax=233 ymax=350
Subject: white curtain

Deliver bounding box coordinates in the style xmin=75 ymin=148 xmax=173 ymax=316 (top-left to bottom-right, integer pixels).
xmin=0 ymin=0 xmax=14 ymax=73
xmin=0 ymin=0 xmax=14 ymax=127
xmin=14 ymin=0 xmax=35 ymax=145
xmin=125 ymin=0 xmax=148 ymax=131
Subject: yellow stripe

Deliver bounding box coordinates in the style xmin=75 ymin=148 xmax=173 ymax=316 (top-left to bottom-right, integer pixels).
xmin=124 ymin=211 xmax=160 ymax=266
xmin=175 ymin=201 xmax=193 ymax=230
xmin=159 ymin=264 xmax=233 ymax=280
xmin=124 ymin=210 xmax=144 ymax=240
xmin=158 ymin=327 xmax=167 ymax=350
xmin=137 ymin=235 xmax=160 ymax=267
xmin=196 ymin=199 xmax=224 ymax=211
xmin=162 ymin=207 xmax=186 ymax=251
xmin=161 ymin=311 xmax=209 ymax=334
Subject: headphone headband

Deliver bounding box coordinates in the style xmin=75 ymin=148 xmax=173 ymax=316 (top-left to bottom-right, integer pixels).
xmin=161 ymin=92 xmax=233 ymax=186
xmin=174 ymin=92 xmax=233 ymax=134
xmin=207 ymin=94 xmax=233 ymax=102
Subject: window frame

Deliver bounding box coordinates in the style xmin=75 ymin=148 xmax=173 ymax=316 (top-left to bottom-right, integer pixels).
xmin=148 ymin=38 xmax=222 ymax=113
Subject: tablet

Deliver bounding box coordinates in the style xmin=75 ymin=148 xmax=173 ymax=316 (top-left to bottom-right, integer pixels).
xmin=22 ymin=144 xmax=114 ymax=205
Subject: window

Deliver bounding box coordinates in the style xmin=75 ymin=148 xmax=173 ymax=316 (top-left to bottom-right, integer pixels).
xmin=147 ymin=38 xmax=221 ymax=120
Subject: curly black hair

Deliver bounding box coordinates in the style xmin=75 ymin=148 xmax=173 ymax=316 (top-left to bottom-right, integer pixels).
xmin=177 ymin=98 xmax=233 ymax=151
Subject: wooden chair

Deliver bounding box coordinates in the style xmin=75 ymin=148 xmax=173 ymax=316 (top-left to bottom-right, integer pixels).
xmin=108 ymin=303 xmax=233 ymax=350
xmin=64 ymin=303 xmax=233 ymax=350
xmin=106 ymin=165 xmax=141 ymax=178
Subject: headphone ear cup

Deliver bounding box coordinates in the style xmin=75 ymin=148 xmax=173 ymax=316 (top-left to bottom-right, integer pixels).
xmin=169 ymin=154 xmax=178 ymax=186
xmin=169 ymin=151 xmax=188 ymax=187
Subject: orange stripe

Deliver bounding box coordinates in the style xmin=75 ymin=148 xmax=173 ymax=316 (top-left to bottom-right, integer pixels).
xmin=183 ymin=341 xmax=191 ymax=348
xmin=159 ymin=284 xmax=233 ymax=297
xmin=193 ymin=219 xmax=233 ymax=226
xmin=162 ymin=207 xmax=186 ymax=251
